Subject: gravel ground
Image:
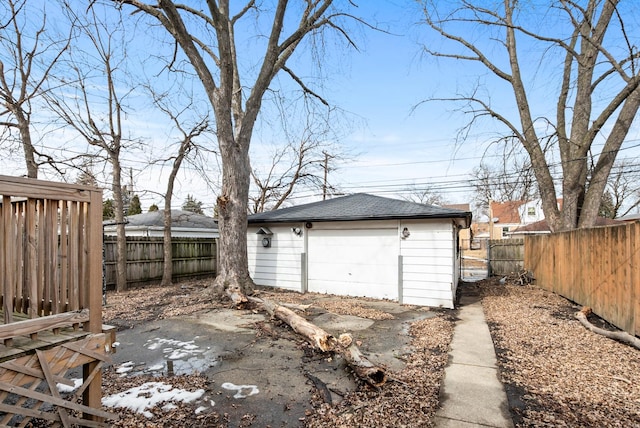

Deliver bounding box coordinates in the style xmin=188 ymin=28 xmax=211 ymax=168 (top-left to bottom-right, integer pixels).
xmin=95 ymin=278 xmax=639 ymax=427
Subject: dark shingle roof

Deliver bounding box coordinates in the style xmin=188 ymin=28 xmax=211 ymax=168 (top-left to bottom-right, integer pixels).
xmin=112 ymin=209 xmax=218 ymax=230
xmin=248 ymin=193 xmax=472 ymax=225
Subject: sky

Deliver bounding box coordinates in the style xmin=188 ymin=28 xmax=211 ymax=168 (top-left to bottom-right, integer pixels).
xmin=4 ymin=1 xmax=640 ymax=216
xmin=128 ymin=0 xmax=498 ymax=213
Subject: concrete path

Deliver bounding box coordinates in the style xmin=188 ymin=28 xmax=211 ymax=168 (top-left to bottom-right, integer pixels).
xmin=434 ymin=295 xmax=514 ymax=428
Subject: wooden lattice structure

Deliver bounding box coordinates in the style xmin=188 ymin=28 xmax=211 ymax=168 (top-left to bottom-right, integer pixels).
xmin=0 ymin=175 xmax=116 ymax=426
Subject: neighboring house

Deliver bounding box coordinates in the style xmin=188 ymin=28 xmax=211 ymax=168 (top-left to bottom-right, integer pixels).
xmin=103 ymin=209 xmax=219 ymax=238
xmin=509 ymin=217 xmax=623 ymax=239
xmin=247 ymin=193 xmax=472 ymax=308
xmin=489 ymin=199 xmax=560 ymax=239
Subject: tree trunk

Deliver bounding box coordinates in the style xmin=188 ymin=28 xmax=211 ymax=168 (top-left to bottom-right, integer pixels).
xmin=111 ymin=157 xmax=127 ymax=292
xmin=16 ymin=109 xmax=38 ymax=179
xmin=212 ymin=133 xmax=255 ymax=298
xmin=161 ymin=207 xmax=173 ymax=287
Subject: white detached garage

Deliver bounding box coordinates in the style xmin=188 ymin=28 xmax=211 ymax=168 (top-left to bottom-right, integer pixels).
xmin=247 ymin=193 xmax=471 ymax=308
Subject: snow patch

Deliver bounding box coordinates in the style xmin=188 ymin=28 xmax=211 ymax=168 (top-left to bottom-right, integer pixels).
xmin=221 ymin=382 xmax=259 ymax=399
xmin=102 ymin=381 xmax=205 ymax=418
xmin=56 ymin=378 xmax=83 ymax=393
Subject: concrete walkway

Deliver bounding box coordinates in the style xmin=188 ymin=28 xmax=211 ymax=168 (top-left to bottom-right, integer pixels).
xmin=434 ymin=295 xmax=514 ymax=428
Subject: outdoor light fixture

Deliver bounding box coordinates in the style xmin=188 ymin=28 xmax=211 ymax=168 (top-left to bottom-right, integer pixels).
xmin=402 ymin=227 xmax=410 ymax=238
xmin=292 ymin=227 xmax=302 ymax=236
xmin=257 ymin=227 xmax=273 ymax=248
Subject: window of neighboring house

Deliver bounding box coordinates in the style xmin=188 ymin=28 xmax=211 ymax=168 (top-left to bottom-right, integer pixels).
xmin=502 ymin=227 xmax=509 ymax=237
xmin=527 ymin=207 xmax=536 ymax=216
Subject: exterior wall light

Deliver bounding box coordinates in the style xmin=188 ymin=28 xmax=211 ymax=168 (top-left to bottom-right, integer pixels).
xmin=402 ymin=227 xmax=410 ymax=239
xmin=292 ymin=227 xmax=302 ymax=236
xmin=257 ymin=227 xmax=273 ymax=248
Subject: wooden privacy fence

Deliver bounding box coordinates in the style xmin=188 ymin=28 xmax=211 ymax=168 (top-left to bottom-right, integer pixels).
xmin=525 ymin=222 xmax=639 ymax=337
xmin=0 ymin=175 xmax=115 ymax=426
xmin=488 ymin=239 xmax=524 ymax=276
xmin=103 ymin=236 xmax=217 ymax=288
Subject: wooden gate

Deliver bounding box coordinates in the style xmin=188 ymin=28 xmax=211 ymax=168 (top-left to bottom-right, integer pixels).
xmin=488 ymin=239 xmax=524 ymax=276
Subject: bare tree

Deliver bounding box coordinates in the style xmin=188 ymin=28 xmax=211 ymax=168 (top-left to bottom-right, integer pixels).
xmin=250 ymin=116 xmax=345 ymax=213
xmin=0 ymin=0 xmax=71 ymax=178
xmin=422 ymin=0 xmax=640 ymax=231
xmin=604 ymin=158 xmax=640 ymax=218
xmin=147 ymin=86 xmax=211 ymax=286
xmin=46 ymin=5 xmax=140 ymax=292
xmin=470 ymin=137 xmax=539 ymax=216
xmin=113 ymin=0 xmax=362 ymax=300
xmin=401 ymin=184 xmax=446 ymax=206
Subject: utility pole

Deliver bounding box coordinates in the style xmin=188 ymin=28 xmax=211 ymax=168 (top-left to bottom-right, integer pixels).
xmin=322 ymin=152 xmax=329 ymax=200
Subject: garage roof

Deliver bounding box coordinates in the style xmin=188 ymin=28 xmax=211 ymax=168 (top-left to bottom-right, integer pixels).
xmin=248 ymin=193 xmax=472 ymax=227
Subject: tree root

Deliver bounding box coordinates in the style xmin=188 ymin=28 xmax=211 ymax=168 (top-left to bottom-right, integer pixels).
xmin=575 ymin=307 xmax=640 ymax=351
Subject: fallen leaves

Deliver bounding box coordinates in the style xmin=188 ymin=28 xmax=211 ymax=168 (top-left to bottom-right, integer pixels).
xmin=480 ymin=278 xmax=640 ymax=428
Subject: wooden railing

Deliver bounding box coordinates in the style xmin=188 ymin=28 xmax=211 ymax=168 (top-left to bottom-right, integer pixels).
xmin=0 ymin=175 xmax=103 ymax=339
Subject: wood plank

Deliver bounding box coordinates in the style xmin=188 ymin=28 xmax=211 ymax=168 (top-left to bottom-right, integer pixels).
xmin=0 ymin=380 xmax=114 ymax=419
xmin=36 ymin=349 xmax=72 ymax=427
xmin=0 ymin=175 xmax=94 ymax=202
xmin=0 ymin=310 xmax=89 ymax=341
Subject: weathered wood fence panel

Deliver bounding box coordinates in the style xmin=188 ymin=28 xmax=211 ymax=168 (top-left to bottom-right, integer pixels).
xmin=0 ymin=175 xmax=113 ymax=426
xmin=488 ymin=239 xmax=524 ymax=276
xmin=525 ymin=223 xmax=639 ymax=337
xmin=103 ymin=236 xmax=217 ymax=287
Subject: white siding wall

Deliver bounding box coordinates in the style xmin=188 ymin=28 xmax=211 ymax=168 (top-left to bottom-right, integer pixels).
xmin=247 ymin=224 xmax=304 ymax=291
xmin=400 ymin=219 xmax=456 ymax=308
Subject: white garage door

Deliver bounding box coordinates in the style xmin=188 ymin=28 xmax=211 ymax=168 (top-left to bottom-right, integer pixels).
xmin=307 ymin=228 xmax=398 ymax=300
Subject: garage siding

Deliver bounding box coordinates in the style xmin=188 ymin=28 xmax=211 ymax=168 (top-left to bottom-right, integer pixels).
xmin=400 ymin=220 xmax=456 ymax=308
xmin=248 ymin=225 xmax=304 ymax=291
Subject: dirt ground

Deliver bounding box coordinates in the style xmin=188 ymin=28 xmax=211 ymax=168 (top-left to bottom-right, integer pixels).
xmin=99 ymin=281 xmax=452 ymax=427
xmin=87 ymin=276 xmax=640 ymax=427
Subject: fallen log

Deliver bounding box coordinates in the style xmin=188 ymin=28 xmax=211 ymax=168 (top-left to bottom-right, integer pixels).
xmin=575 ymin=307 xmax=640 ymax=351
xmin=337 ymin=333 xmax=387 ymax=388
xmin=248 ymin=296 xmax=388 ymax=387
xmin=252 ymin=297 xmax=337 ymax=352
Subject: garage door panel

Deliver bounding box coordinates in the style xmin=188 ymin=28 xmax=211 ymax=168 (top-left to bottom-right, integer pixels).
xmin=307 ymin=228 xmax=398 ymax=300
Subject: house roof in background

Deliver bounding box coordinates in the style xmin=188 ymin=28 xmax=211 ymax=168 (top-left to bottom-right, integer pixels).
xmin=104 ymin=209 xmax=218 ymax=230
xmin=248 ymin=193 xmax=472 ymax=226
xmin=490 ymin=200 xmax=524 ymax=224
xmin=443 ymin=203 xmax=470 ymax=212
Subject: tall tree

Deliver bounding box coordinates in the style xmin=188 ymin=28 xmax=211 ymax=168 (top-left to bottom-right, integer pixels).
xmin=114 ymin=0 xmax=361 ymax=299
xmin=147 ymin=83 xmax=211 ymax=286
xmin=46 ymin=4 xmax=140 ymax=291
xmin=422 ymin=0 xmax=640 ymax=231
xmin=0 ymin=0 xmax=71 ymax=178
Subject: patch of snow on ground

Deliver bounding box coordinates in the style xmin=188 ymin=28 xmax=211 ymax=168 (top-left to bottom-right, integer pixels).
xmin=145 ymin=338 xmax=204 ymax=360
xmin=116 ymin=361 xmax=135 ymax=375
xmin=221 ymin=382 xmax=259 ymax=399
xmin=56 ymin=378 xmax=83 ymax=393
xmin=102 ymin=381 xmax=205 ymax=418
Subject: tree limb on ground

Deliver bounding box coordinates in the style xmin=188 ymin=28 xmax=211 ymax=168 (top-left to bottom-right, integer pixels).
xmin=248 ymin=296 xmax=388 ymax=387
xmin=575 ymin=307 xmax=640 ymax=351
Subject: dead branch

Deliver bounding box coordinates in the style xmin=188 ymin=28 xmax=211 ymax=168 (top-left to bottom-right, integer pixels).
xmin=575 ymin=307 xmax=640 ymax=351
xmin=248 ymin=296 xmax=388 ymax=387
xmin=305 ymin=372 xmax=332 ymax=404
